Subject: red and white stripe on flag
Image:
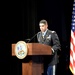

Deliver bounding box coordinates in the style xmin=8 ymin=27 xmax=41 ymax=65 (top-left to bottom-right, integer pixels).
xmin=69 ymin=0 xmax=75 ymax=75
xmin=69 ymin=30 xmax=75 ymax=75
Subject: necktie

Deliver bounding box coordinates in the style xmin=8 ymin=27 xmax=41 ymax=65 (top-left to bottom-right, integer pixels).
xmin=42 ymin=33 xmax=44 ymax=38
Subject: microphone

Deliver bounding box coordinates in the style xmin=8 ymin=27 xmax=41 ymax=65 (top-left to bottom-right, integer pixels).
xmin=27 ymin=33 xmax=37 ymax=43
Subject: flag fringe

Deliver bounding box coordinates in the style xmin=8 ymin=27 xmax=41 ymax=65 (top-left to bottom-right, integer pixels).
xmin=69 ymin=66 xmax=74 ymax=74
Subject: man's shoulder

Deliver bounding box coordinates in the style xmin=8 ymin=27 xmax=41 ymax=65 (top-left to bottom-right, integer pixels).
xmin=48 ymin=30 xmax=56 ymax=33
xmin=37 ymin=31 xmax=41 ymax=34
xmin=37 ymin=31 xmax=41 ymax=35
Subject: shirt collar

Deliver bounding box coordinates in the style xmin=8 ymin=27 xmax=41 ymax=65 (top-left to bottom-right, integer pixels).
xmin=42 ymin=29 xmax=48 ymax=36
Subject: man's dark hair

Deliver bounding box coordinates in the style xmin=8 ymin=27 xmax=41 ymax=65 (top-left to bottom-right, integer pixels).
xmin=39 ymin=19 xmax=48 ymax=25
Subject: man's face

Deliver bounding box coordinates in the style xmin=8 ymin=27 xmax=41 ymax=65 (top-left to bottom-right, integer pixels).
xmin=39 ymin=23 xmax=48 ymax=32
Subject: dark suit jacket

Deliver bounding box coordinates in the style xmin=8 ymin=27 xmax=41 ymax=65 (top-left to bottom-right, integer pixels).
xmin=37 ymin=29 xmax=61 ymax=65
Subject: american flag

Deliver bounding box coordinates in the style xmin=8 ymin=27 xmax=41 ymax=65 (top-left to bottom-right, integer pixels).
xmin=69 ymin=0 xmax=75 ymax=75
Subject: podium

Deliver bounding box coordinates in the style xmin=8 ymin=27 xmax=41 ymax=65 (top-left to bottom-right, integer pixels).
xmin=12 ymin=43 xmax=52 ymax=75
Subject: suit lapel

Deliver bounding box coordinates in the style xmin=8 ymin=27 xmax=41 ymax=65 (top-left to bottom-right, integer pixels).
xmin=39 ymin=32 xmax=44 ymax=43
xmin=43 ymin=30 xmax=51 ymax=42
xmin=38 ymin=30 xmax=51 ymax=43
xmin=43 ymin=30 xmax=49 ymax=39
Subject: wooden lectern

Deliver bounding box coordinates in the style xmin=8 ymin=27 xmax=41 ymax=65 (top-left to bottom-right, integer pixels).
xmin=12 ymin=43 xmax=52 ymax=75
